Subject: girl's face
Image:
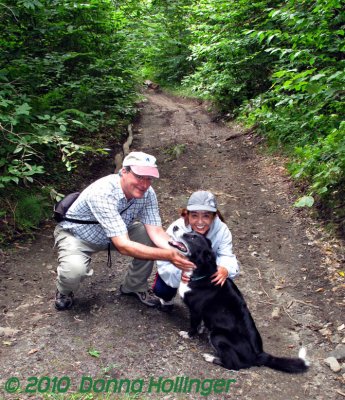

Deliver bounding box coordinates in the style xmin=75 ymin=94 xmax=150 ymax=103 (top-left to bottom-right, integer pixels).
xmin=188 ymin=211 xmax=216 ymax=235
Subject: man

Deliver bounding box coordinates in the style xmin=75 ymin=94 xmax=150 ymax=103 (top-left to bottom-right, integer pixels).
xmin=54 ymin=151 xmax=194 ymax=310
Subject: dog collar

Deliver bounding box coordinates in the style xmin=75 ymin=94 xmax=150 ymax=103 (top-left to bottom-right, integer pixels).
xmin=190 ymin=274 xmax=209 ymax=281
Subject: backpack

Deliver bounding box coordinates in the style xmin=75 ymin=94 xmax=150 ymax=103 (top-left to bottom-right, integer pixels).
xmin=54 ymin=192 xmax=99 ymax=224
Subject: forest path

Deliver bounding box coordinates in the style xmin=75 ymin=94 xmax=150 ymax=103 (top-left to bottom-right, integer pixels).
xmin=0 ymin=91 xmax=344 ymax=399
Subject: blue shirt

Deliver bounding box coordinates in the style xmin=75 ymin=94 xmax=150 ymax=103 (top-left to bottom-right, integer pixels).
xmin=60 ymin=174 xmax=161 ymax=247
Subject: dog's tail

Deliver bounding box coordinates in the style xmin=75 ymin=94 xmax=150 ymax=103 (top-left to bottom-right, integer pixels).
xmin=257 ymin=347 xmax=309 ymax=374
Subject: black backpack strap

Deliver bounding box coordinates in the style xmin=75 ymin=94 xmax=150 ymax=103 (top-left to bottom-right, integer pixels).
xmin=62 ymin=217 xmax=99 ymax=224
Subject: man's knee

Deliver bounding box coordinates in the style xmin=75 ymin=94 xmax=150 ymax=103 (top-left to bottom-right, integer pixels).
xmin=58 ymin=254 xmax=91 ymax=283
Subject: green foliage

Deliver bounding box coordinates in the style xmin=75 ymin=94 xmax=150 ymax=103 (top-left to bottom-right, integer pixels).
xmin=0 ymin=0 xmax=138 ymax=190
xmin=138 ymin=0 xmax=196 ymax=84
xmin=182 ymin=0 xmax=274 ymax=111
xmin=0 ymin=80 xmax=90 ymax=187
xmin=0 ymin=0 xmax=141 ymax=238
xmin=239 ymin=0 xmax=344 ymax=207
xmin=164 ymin=143 xmax=186 ymax=159
xmin=289 ymin=123 xmax=345 ymax=197
xmin=0 ymin=187 xmax=52 ymax=243
xmin=14 ymin=192 xmax=51 ymax=230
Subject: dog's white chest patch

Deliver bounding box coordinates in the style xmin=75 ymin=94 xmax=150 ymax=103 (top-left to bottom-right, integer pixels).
xmin=178 ymin=281 xmax=191 ymax=299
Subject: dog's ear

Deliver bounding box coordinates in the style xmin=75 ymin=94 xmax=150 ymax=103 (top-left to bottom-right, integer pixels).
xmin=193 ymin=247 xmax=217 ymax=275
xmin=204 ymin=237 xmax=213 ymax=249
xmin=203 ymin=248 xmax=216 ymax=262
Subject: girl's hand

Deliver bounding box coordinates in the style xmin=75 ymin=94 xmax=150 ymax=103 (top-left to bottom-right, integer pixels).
xmin=211 ymin=266 xmax=228 ymax=286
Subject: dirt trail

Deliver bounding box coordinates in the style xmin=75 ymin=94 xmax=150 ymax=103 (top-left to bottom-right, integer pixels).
xmin=0 ymin=91 xmax=344 ymax=400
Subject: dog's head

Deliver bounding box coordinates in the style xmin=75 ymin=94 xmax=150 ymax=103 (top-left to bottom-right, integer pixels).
xmin=169 ymin=232 xmax=217 ymax=276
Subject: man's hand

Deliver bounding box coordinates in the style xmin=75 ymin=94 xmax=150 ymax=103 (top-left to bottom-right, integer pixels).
xmin=211 ymin=266 xmax=228 ymax=286
xmin=170 ymin=250 xmax=195 ymax=272
xmin=181 ymin=271 xmax=191 ymax=283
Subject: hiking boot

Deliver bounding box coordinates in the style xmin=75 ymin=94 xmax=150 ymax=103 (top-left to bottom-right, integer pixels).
xmin=120 ymin=286 xmax=160 ymax=307
xmin=55 ymin=290 xmax=74 ymax=311
xmin=158 ymin=298 xmax=175 ymax=313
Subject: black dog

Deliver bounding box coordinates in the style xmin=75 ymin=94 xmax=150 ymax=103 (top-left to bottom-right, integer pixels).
xmin=169 ymin=232 xmax=309 ymax=373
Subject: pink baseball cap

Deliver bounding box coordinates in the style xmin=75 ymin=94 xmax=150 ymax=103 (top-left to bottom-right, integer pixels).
xmin=122 ymin=151 xmax=159 ymax=178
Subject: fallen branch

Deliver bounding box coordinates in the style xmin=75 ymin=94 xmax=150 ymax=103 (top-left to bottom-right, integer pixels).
xmin=293 ymin=299 xmax=320 ymax=309
xmin=255 ymin=267 xmax=262 ymax=280
xmin=223 ymin=127 xmax=256 ymax=141
xmin=255 ymin=268 xmax=272 ymax=300
xmin=114 ymin=124 xmax=134 ymax=172
xmin=282 ymin=306 xmax=300 ymax=324
xmin=123 ymin=123 xmax=133 ymax=155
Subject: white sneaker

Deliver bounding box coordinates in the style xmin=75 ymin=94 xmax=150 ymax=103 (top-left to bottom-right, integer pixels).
xmin=158 ymin=298 xmax=174 ymax=313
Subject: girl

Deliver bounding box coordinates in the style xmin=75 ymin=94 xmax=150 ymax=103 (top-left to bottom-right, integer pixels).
xmin=153 ymin=190 xmax=240 ymax=311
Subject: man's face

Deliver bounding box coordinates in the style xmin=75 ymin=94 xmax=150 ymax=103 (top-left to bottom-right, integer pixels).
xmin=120 ymin=167 xmax=153 ymax=199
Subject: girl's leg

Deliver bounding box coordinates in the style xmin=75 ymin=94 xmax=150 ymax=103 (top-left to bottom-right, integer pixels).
xmin=152 ymin=272 xmax=178 ymax=302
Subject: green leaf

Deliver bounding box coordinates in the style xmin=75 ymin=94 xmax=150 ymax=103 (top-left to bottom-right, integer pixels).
xmin=317 ymin=187 xmax=328 ymax=194
xmin=0 ymin=99 xmax=12 ymax=107
xmin=88 ymin=348 xmax=100 ymax=358
xmin=13 ymin=146 xmax=23 ymax=154
xmin=294 ymin=196 xmax=315 ymax=208
xmin=267 ymin=35 xmax=276 ymax=45
xmin=15 ymin=103 xmax=31 ymax=116
xmin=310 ymin=73 xmax=326 ymax=82
xmin=71 ymin=120 xmax=83 ymax=125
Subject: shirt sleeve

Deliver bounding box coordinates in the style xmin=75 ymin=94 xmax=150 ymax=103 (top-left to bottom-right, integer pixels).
xmin=215 ymin=227 xmax=240 ymax=279
xmin=156 ymin=218 xmax=186 ymax=288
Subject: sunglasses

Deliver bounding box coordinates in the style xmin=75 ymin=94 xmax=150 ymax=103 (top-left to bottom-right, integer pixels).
xmin=129 ymin=168 xmax=153 ymax=182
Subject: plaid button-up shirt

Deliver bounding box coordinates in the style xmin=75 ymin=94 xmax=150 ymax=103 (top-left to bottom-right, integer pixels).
xmin=60 ymin=174 xmax=161 ymax=247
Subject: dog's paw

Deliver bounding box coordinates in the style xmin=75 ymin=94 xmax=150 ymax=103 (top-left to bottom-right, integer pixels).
xmin=179 ymin=330 xmax=191 ymax=339
xmin=197 ymin=321 xmax=205 ymax=334
xmin=298 ymin=347 xmax=306 ymax=360
xmin=298 ymin=347 xmax=310 ymax=366
xmin=203 ymin=353 xmax=216 ymax=363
